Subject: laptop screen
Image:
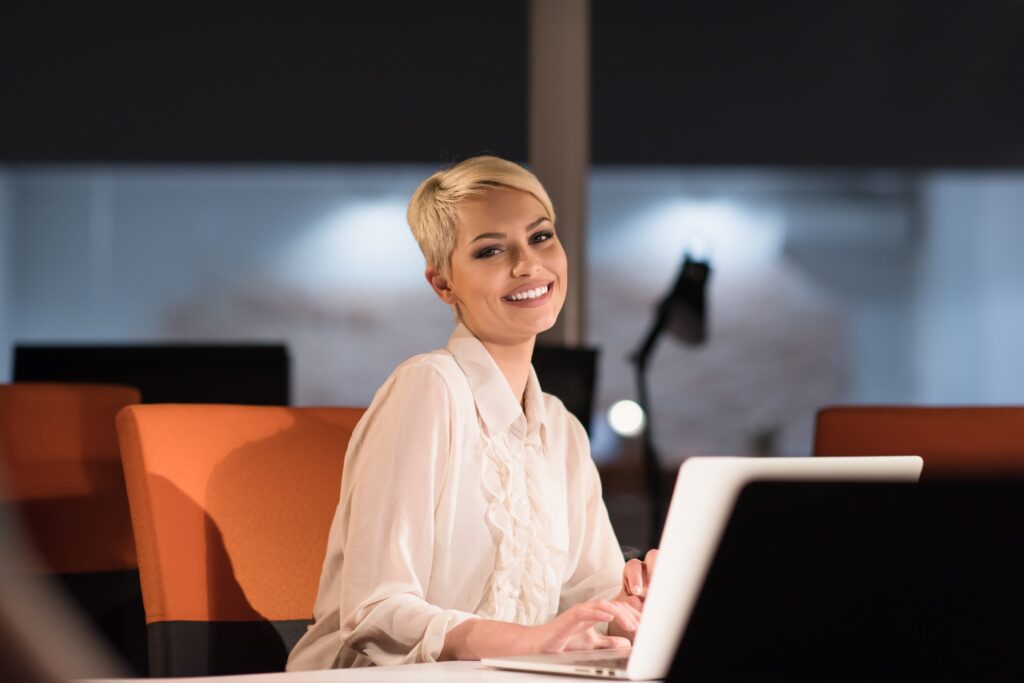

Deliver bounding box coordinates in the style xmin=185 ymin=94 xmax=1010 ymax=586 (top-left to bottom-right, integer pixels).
xmin=670 ymin=480 xmax=1024 ymax=682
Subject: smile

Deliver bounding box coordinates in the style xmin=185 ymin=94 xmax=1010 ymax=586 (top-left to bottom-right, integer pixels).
xmin=501 ymin=282 xmax=555 ymax=307
xmin=503 ymin=284 xmax=549 ymax=302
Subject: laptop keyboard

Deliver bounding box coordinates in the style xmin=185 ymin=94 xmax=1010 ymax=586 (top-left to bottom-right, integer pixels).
xmin=566 ymin=655 xmax=630 ymax=670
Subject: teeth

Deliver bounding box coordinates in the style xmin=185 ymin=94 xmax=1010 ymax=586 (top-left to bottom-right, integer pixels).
xmin=506 ymin=285 xmax=548 ymax=301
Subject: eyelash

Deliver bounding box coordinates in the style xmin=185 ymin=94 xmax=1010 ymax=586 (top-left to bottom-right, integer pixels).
xmin=474 ymin=231 xmax=555 ymax=260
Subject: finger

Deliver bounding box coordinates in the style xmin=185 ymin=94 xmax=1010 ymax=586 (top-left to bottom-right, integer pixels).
xmin=560 ymin=628 xmax=624 ymax=654
xmin=618 ymin=599 xmax=642 ymax=622
xmin=601 ymin=600 xmax=640 ymax=632
xmin=623 ymin=559 xmax=644 ymax=596
xmin=590 ymin=635 xmax=633 ymax=650
xmin=644 ymin=548 xmax=659 ymax=577
xmin=642 ymin=549 xmax=659 ymax=595
xmin=549 ymin=618 xmax=604 ymax=649
xmin=567 ymin=605 xmax=617 ymax=626
xmin=556 ymin=620 xmax=602 ymax=641
xmin=616 ymin=594 xmax=645 ymax=618
xmin=548 ymin=624 xmax=603 ymax=653
xmin=608 ymin=598 xmax=642 ymax=623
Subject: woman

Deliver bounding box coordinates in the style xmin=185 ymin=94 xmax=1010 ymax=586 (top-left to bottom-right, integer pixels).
xmin=287 ymin=156 xmax=657 ymax=670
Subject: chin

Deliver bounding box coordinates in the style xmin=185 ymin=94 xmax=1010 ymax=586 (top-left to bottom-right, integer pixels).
xmin=526 ymin=311 xmax=561 ymax=336
xmin=487 ymin=314 xmax=558 ymax=344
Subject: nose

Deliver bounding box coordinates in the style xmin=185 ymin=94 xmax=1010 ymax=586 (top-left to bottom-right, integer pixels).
xmin=511 ymin=247 xmax=541 ymax=278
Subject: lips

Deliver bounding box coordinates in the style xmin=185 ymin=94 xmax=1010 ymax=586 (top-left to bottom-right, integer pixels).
xmin=503 ymin=281 xmax=553 ymax=302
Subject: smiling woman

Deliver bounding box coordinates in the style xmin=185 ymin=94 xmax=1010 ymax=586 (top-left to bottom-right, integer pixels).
xmin=425 ymin=185 xmax=567 ymax=389
xmin=286 ymin=156 xmax=657 ymax=671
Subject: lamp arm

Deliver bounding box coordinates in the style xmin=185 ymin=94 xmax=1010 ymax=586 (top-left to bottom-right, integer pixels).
xmin=630 ymin=298 xmax=671 ymax=372
xmin=629 ymin=297 xmax=672 ymax=548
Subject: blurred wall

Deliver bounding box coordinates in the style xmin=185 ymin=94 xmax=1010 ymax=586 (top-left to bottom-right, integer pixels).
xmin=587 ymin=168 xmax=912 ymax=460
xmin=917 ymin=174 xmax=1024 ymax=403
xmin=586 ymin=169 xmax=1024 ymax=462
xmin=2 ymin=165 xmax=1023 ymax=460
xmin=4 ymin=165 xmax=453 ymax=404
xmin=0 ymin=171 xmax=10 ymax=381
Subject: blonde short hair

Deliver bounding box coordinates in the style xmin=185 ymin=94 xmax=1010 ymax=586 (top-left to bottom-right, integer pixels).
xmin=407 ymin=155 xmax=556 ymax=275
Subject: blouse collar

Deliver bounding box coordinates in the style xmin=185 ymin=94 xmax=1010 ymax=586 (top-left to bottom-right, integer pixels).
xmin=446 ymin=323 xmax=546 ymax=439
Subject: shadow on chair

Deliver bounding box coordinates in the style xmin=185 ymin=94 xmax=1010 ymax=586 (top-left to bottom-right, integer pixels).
xmin=117 ymin=405 xmax=364 ymax=676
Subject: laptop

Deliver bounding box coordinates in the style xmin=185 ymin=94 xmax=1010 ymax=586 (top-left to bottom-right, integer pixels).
xmin=481 ymin=455 xmax=923 ymax=680
xmin=668 ymin=479 xmax=1024 ymax=681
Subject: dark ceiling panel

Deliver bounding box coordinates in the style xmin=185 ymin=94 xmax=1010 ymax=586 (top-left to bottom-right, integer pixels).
xmin=0 ymin=1 xmax=527 ymax=163
xmin=592 ymin=1 xmax=1024 ymax=167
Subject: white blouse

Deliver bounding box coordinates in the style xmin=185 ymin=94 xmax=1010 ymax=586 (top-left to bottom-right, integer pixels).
xmin=286 ymin=324 xmax=624 ymax=670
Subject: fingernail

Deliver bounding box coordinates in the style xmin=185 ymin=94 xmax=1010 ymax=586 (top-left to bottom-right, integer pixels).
xmin=632 ymin=583 xmax=642 ymax=594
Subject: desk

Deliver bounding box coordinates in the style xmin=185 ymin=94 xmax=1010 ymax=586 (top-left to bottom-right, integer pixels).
xmin=80 ymin=660 xmax=601 ymax=682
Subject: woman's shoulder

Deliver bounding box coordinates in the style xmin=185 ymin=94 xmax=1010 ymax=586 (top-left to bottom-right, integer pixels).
xmin=379 ymin=348 xmax=470 ymax=398
xmin=541 ymin=391 xmax=577 ymax=423
xmin=354 ymin=349 xmax=474 ymax=444
xmin=540 ymin=392 xmax=588 ymax=442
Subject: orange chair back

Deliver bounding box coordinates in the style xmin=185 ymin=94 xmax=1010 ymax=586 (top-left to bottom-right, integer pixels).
xmin=0 ymin=382 xmax=141 ymax=573
xmin=814 ymin=406 xmax=1024 ymax=478
xmin=115 ymin=404 xmax=364 ymax=675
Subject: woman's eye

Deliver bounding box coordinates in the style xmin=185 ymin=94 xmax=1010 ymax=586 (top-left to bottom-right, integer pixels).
xmin=531 ymin=230 xmax=555 ymax=244
xmin=474 ymin=245 xmax=502 ymax=259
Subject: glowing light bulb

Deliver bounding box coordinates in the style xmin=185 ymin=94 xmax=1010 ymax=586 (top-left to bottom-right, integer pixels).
xmin=607 ymin=400 xmax=646 ymax=438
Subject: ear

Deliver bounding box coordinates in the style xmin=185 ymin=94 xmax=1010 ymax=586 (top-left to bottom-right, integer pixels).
xmin=425 ymin=266 xmax=459 ymax=305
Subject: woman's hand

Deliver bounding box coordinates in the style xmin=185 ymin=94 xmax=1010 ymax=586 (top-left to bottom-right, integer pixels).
xmin=621 ymin=548 xmax=659 ymax=601
xmin=531 ymin=599 xmax=637 ymax=654
xmin=442 ymin=552 xmax=658 ymax=661
xmin=441 ymin=599 xmax=636 ymax=661
xmin=608 ymin=548 xmax=659 ymax=641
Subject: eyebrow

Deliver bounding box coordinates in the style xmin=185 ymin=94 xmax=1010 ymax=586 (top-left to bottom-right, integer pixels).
xmin=469 ymin=216 xmax=551 ymax=244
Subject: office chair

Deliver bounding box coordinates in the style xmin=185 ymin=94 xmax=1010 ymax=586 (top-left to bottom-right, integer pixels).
xmin=532 ymin=344 xmax=599 ymax=434
xmin=15 ymin=343 xmax=290 ymax=405
xmin=0 ymin=382 xmax=146 ymax=675
xmin=814 ymin=405 xmax=1024 ymax=479
xmin=115 ymin=404 xmax=364 ymax=676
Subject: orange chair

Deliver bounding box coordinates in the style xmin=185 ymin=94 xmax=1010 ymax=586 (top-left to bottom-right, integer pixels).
xmin=0 ymin=382 xmax=146 ymax=674
xmin=814 ymin=406 xmax=1024 ymax=479
xmin=116 ymin=404 xmax=364 ymax=676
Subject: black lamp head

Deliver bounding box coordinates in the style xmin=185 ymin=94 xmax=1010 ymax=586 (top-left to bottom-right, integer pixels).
xmin=663 ymin=255 xmax=710 ymax=345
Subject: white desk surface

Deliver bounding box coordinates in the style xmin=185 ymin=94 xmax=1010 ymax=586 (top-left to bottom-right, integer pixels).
xmin=79 ymin=660 xmax=607 ymax=682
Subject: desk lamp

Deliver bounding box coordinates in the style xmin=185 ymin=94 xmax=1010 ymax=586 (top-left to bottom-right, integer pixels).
xmin=630 ymin=255 xmax=711 ymax=547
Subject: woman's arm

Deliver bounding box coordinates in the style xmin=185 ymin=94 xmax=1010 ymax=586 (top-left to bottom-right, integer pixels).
xmin=550 ymin=409 xmax=658 ymax=643
xmin=556 ymin=413 xmax=629 ymax=614
xmin=440 ymin=599 xmax=637 ymax=660
xmin=333 ymin=361 xmax=479 ymax=665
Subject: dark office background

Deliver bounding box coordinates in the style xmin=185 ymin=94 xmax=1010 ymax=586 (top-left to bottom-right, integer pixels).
xmin=3 ymin=1 xmax=1024 ymax=166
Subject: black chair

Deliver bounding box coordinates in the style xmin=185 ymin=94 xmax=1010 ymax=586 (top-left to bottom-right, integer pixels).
xmin=14 ymin=344 xmax=289 ymax=405
xmin=532 ymin=344 xmax=598 ymax=435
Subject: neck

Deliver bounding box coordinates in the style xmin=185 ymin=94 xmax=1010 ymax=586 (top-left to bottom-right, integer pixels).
xmin=478 ymin=334 xmax=537 ymax=406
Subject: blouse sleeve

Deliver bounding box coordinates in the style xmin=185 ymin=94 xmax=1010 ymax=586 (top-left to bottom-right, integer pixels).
xmin=335 ymin=361 xmax=479 ymax=665
xmin=558 ymin=415 xmax=626 ymax=614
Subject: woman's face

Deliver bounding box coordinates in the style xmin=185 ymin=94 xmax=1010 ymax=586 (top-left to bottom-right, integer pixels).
xmin=427 ymin=186 xmax=567 ymax=346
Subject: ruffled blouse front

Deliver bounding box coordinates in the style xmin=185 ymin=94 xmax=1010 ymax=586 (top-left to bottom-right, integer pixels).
xmin=286 ymin=324 xmax=624 ymax=671
xmin=476 ymin=413 xmax=566 ymax=625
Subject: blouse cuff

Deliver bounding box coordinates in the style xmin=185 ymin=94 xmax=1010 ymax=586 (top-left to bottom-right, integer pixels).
xmin=417 ymin=609 xmax=481 ymax=663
